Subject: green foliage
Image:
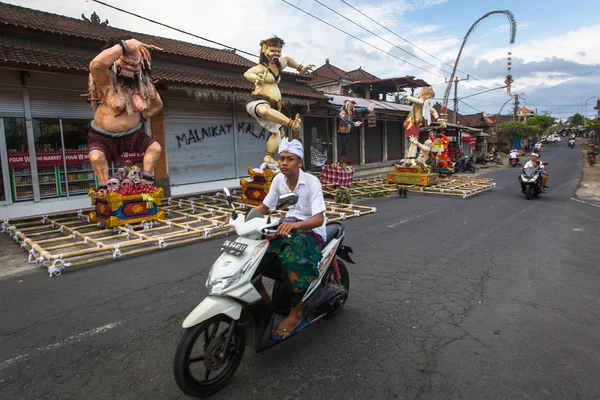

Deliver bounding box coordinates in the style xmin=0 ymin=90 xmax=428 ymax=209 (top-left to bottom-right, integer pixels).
xmin=568 ymin=113 xmax=584 ymax=126
xmin=496 ymin=121 xmax=537 ymax=144
xmin=525 ymin=115 xmax=556 ymax=133
xmin=583 ymin=118 xmax=600 ymax=132
xmin=334 ymin=188 xmax=352 ymax=204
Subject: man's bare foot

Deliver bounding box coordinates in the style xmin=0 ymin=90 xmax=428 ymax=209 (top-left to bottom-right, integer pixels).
xmin=272 ymin=314 xmax=303 ymax=339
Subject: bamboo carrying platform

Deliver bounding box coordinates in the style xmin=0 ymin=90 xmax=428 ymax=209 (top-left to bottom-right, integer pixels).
xmin=409 ymin=176 xmax=496 ymax=198
xmin=321 ymin=175 xmax=495 ymax=200
xmin=1 ymin=191 xmax=377 ymax=277
xmin=322 ymin=176 xmax=399 ymax=198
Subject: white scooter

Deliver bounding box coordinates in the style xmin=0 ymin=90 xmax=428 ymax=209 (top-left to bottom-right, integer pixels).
xmin=174 ymin=188 xmax=354 ymax=398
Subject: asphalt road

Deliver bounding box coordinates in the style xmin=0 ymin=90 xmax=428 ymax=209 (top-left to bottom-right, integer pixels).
xmin=1 ymin=143 xmax=599 ymax=400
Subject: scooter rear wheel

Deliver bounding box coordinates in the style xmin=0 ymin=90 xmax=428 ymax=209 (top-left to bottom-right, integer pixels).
xmin=174 ymin=314 xmax=245 ymax=398
xmin=324 ymin=259 xmax=350 ymax=319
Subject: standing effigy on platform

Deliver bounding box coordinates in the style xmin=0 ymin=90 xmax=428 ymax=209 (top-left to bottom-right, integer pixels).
xmin=337 ymin=99 xmax=363 ymax=165
xmin=403 ymin=87 xmax=446 ymax=164
xmin=85 ymin=38 xmax=165 ymax=225
xmin=240 ymin=37 xmax=314 ymax=204
xmin=243 ymin=36 xmax=314 ymax=166
xmin=386 ymin=87 xmax=445 ymax=186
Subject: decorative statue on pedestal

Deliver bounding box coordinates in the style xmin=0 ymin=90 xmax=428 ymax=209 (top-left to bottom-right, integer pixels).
xmin=244 ymin=37 xmax=314 ymax=166
xmin=86 ymin=37 xmax=163 ymax=198
xmin=404 ymin=87 xmax=446 ymax=164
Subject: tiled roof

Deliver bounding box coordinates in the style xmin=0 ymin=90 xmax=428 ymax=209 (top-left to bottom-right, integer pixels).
xmin=487 ymin=114 xmax=514 ymax=125
xmin=311 ymin=62 xmax=349 ymax=85
xmin=459 ymin=112 xmax=488 ymax=128
xmin=518 ymin=106 xmax=533 ymax=114
xmin=345 ymin=67 xmax=379 ymax=82
xmin=310 ymin=61 xmax=380 ymax=87
xmin=0 ymin=42 xmax=326 ymax=100
xmin=353 ymin=76 xmax=429 ymax=88
xmin=0 ymin=1 xmax=254 ymax=68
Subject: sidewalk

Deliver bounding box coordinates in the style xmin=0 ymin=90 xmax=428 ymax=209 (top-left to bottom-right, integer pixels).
xmin=575 ymin=149 xmax=600 ymax=202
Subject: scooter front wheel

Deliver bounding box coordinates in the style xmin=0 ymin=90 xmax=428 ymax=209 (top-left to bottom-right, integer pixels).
xmin=174 ymin=314 xmax=246 ymax=398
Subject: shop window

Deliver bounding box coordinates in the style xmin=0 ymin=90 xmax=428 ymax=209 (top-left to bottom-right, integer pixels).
xmin=303 ymin=117 xmax=333 ymax=171
xmin=59 ymin=119 xmax=97 ymax=196
xmin=0 ymin=155 xmax=5 ymax=202
xmin=4 ymin=118 xmax=34 ymax=202
xmin=365 ymin=120 xmax=384 ymax=163
xmin=33 ymin=119 xmax=61 ymax=199
xmin=386 ymin=120 xmax=403 ymax=161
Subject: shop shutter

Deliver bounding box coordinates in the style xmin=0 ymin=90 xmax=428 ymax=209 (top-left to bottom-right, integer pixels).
xmin=0 ymin=86 xmax=25 ymax=117
xmin=164 ymin=99 xmax=236 ymax=185
xmin=28 ymin=88 xmax=93 ymax=119
xmin=235 ymin=111 xmax=273 ymax=176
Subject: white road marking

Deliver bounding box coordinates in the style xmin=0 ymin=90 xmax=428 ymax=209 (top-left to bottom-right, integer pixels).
xmin=387 ymin=209 xmax=440 ymax=228
xmin=0 ymin=320 xmax=124 ymax=371
xmin=570 ymin=198 xmax=600 ymax=208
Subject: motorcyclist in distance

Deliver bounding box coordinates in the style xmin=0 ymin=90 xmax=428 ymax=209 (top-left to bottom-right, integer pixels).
xmin=524 ymin=153 xmax=548 ymax=192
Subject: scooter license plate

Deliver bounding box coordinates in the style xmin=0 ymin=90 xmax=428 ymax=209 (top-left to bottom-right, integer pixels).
xmin=221 ymin=240 xmax=248 ymax=256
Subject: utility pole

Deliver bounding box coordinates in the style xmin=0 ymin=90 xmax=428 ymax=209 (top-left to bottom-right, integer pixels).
xmin=445 ymin=75 xmax=469 ymax=123
xmin=513 ymin=93 xmax=520 ymax=121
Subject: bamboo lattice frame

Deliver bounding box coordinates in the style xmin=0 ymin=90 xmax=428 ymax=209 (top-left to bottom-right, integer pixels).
xmin=1 ymin=191 xmax=377 ymax=277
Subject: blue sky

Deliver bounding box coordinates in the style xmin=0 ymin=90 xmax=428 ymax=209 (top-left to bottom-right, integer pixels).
xmin=6 ymin=0 xmax=600 ymax=119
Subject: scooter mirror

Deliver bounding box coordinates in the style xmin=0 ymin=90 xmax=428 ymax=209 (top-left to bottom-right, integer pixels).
xmin=276 ymin=193 xmax=299 ymax=209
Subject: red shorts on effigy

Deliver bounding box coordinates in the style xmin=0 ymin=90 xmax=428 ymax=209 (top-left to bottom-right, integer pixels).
xmin=87 ymin=123 xmax=155 ymax=163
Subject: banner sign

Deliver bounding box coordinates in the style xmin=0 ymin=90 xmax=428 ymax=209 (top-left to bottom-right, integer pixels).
xmin=7 ymin=151 xmax=144 ymax=168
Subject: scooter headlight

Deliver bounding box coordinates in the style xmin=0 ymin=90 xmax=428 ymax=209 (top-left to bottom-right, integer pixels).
xmin=205 ymin=259 xmax=253 ymax=295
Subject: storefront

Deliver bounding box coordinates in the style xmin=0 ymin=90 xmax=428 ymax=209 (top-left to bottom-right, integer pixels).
xmin=303 ymin=96 xmax=409 ymax=171
xmin=0 ymin=70 xmax=148 ymax=218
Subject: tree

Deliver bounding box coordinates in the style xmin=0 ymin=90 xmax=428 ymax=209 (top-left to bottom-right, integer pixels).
xmin=568 ymin=113 xmax=584 ymax=127
xmin=496 ymin=121 xmax=537 ymax=148
xmin=525 ymin=115 xmax=556 ymax=133
xmin=583 ymin=118 xmax=600 ymax=132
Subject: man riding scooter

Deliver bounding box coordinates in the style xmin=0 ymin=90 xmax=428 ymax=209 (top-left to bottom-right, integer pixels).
xmin=253 ymin=137 xmax=327 ymax=339
xmin=509 ymin=149 xmax=520 ymax=167
xmin=524 ymin=153 xmax=549 ymax=192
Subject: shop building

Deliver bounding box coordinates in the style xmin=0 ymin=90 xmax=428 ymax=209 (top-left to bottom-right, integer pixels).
xmin=0 ymin=2 xmax=326 ymax=219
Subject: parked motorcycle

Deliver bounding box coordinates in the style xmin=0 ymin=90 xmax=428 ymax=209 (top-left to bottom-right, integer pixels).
xmin=464 ymin=155 xmax=476 ymax=173
xmin=453 ymin=157 xmax=465 ymax=172
xmin=519 ymin=164 xmax=546 ymax=200
xmin=174 ymin=189 xmax=354 ymax=397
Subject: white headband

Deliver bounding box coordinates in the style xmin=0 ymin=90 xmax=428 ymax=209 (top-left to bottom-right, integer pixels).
xmin=279 ymin=137 xmax=304 ymax=160
xmin=531 ymin=153 xmax=539 ymax=157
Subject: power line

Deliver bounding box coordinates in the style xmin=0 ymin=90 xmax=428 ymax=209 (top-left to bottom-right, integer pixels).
xmin=91 ymin=0 xmax=418 ymax=100
xmin=313 ymin=0 xmax=453 ymax=76
xmin=340 ymin=0 xmax=497 ymax=90
xmin=280 ymin=0 xmax=446 ymax=78
xmin=459 ymin=99 xmax=484 ymax=113
xmin=459 ymin=85 xmax=508 ymax=100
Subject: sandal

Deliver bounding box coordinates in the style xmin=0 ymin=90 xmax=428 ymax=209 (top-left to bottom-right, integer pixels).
xmin=272 ymin=318 xmax=307 ymax=341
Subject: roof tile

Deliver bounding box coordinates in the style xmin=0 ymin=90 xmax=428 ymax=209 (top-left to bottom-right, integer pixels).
xmin=0 ymin=1 xmax=254 ymax=67
xmin=0 ymin=42 xmax=326 ymax=100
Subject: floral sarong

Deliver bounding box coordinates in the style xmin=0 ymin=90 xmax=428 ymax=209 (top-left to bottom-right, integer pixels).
xmin=267 ymin=232 xmax=323 ymax=306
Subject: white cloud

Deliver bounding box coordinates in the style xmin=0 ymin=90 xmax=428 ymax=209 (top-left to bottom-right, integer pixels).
xmin=4 ymin=0 xmax=599 ymax=117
